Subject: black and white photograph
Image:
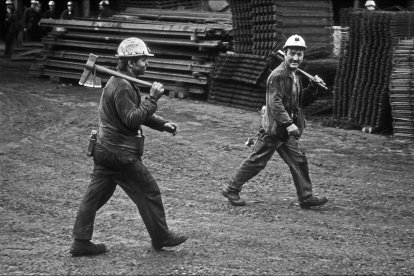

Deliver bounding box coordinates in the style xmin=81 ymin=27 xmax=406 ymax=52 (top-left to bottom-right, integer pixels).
xmin=1 ymin=0 xmax=413 ymax=275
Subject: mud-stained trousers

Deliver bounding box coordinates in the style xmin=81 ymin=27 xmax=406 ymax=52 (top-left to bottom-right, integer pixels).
xmin=72 ymin=144 xmax=169 ymax=248
xmin=228 ymin=132 xmax=313 ymax=202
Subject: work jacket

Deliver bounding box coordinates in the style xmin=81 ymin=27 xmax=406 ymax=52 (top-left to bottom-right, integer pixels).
xmin=60 ymin=9 xmax=74 ymax=20
xmin=43 ymin=9 xmax=59 ymax=19
xmin=98 ymin=7 xmax=114 ymax=19
xmin=97 ymin=70 xmax=168 ymax=157
xmin=5 ymin=10 xmax=22 ymax=41
xmin=262 ymin=61 xmax=317 ymax=139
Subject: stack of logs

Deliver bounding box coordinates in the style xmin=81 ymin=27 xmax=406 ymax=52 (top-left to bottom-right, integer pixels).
xmin=333 ymin=11 xmax=414 ymax=135
xmin=32 ymin=9 xmax=231 ymax=96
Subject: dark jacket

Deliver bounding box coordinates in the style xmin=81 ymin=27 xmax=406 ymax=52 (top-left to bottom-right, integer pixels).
xmin=98 ymin=7 xmax=114 ymax=18
xmin=262 ymin=61 xmax=317 ymax=138
xmin=97 ymin=70 xmax=169 ymax=157
xmin=5 ymin=9 xmax=22 ymax=42
xmin=23 ymin=7 xmax=34 ymax=29
xmin=60 ymin=9 xmax=74 ymax=19
xmin=43 ymin=9 xmax=59 ymax=19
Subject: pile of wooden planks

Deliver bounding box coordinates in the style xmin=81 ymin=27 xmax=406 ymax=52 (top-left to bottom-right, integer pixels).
xmin=118 ymin=0 xmax=204 ymax=10
xmin=33 ymin=14 xmax=231 ymax=95
xmin=11 ymin=42 xmax=43 ymax=61
xmin=114 ymin=7 xmax=232 ymax=24
xmin=390 ymin=39 xmax=414 ymax=142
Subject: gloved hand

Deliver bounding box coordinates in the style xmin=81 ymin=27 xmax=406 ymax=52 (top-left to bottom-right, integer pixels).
xmin=150 ymin=82 xmax=164 ymax=101
xmin=164 ymin=122 xmax=178 ymax=136
xmin=286 ymin=123 xmax=299 ymax=137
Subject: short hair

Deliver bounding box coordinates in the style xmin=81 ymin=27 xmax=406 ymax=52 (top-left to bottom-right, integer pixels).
xmin=117 ymin=57 xmax=140 ymax=71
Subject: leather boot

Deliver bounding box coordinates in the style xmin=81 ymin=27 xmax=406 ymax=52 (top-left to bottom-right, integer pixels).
xmin=70 ymin=239 xmax=107 ymax=257
xmin=222 ymin=187 xmax=246 ymax=206
xmin=300 ymin=196 xmax=328 ymax=209
xmin=152 ymin=231 xmax=188 ymax=251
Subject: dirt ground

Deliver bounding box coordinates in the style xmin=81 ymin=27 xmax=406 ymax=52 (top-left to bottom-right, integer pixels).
xmin=1 ymin=57 xmax=414 ymax=275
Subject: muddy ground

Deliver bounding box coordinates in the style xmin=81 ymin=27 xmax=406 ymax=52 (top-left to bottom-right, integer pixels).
xmin=1 ymin=57 xmax=414 ymax=275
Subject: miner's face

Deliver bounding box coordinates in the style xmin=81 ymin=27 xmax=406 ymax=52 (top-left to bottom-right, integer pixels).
xmin=285 ymin=48 xmax=304 ymax=70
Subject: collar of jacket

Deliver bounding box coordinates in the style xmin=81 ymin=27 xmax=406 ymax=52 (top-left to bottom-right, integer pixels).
xmin=117 ymin=69 xmax=141 ymax=92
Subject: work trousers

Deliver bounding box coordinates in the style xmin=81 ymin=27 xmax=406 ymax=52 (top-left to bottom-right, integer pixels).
xmin=72 ymin=144 xmax=169 ymax=248
xmin=228 ymin=132 xmax=313 ymax=201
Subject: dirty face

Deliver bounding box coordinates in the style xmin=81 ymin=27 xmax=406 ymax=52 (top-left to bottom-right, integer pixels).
xmin=128 ymin=57 xmax=149 ymax=77
xmin=284 ymin=47 xmax=304 ymax=70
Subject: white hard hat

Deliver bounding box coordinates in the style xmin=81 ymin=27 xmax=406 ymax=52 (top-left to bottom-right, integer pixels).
xmin=48 ymin=1 xmax=55 ymax=5
xmin=365 ymin=0 xmax=376 ymax=7
xmin=67 ymin=1 xmax=73 ymax=6
xmin=6 ymin=0 xmax=13 ymax=5
xmin=116 ymin=37 xmax=154 ymax=58
xmin=30 ymin=0 xmax=37 ymax=3
xmin=100 ymin=0 xmax=109 ymax=5
xmin=283 ymin=35 xmax=307 ymax=50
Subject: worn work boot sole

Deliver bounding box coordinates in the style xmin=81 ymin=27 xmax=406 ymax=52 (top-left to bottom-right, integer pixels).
xmin=222 ymin=188 xmax=246 ymax=206
xmin=153 ymin=232 xmax=188 ymax=251
xmin=163 ymin=234 xmax=188 ymax=248
xmin=300 ymin=196 xmax=328 ymax=209
xmin=70 ymin=240 xmax=107 ymax=257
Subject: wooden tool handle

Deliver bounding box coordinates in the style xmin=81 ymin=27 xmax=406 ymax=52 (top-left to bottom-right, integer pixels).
xmin=274 ymin=50 xmax=328 ymax=91
xmin=94 ymin=64 xmax=153 ymax=87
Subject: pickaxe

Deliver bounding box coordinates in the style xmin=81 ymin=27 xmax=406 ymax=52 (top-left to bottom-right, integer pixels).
xmin=79 ymin=53 xmax=153 ymax=88
xmin=271 ymin=50 xmax=328 ymax=91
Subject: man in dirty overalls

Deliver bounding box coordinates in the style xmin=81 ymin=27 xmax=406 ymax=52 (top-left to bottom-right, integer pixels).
xmin=70 ymin=37 xmax=187 ymax=256
xmin=222 ymin=35 xmax=329 ymax=209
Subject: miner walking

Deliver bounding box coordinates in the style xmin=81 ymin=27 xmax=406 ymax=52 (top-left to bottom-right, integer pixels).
xmin=222 ymin=35 xmax=329 ymax=209
xmin=70 ymin=37 xmax=187 ymax=256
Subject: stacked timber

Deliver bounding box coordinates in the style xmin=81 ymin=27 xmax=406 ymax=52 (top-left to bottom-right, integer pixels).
xmin=208 ymin=52 xmax=268 ymax=110
xmin=230 ymin=0 xmax=333 ymax=57
xmin=33 ymin=16 xmax=231 ymax=95
xmin=118 ymin=0 xmax=204 ymax=10
xmin=390 ymin=39 xmax=414 ymax=142
xmin=11 ymin=42 xmax=43 ymax=61
xmin=333 ymin=11 xmax=414 ymax=134
xmin=114 ymin=8 xmax=231 ymax=24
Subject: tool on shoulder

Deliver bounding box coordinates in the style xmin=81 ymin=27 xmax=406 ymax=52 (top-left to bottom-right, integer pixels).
xmin=79 ymin=53 xmax=157 ymax=89
xmin=87 ymin=130 xmax=98 ymax=157
xmin=271 ymin=50 xmax=328 ymax=91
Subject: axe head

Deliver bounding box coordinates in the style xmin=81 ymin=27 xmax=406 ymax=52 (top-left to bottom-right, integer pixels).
xmin=82 ymin=75 xmax=102 ymax=88
xmin=79 ymin=53 xmax=102 ymax=88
